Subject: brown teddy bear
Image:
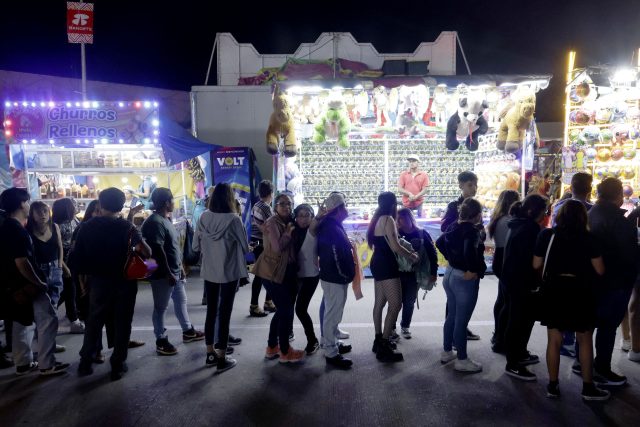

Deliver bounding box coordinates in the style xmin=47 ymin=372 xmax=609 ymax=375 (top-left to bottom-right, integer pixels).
xmin=497 ymin=87 xmax=538 ymax=153
xmin=266 ymin=88 xmax=298 ymax=157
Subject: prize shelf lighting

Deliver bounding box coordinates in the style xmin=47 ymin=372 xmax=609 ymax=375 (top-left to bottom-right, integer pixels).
xmin=3 ymin=100 xmax=160 ymax=146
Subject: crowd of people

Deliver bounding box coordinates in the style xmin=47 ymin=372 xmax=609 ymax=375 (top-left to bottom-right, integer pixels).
xmin=0 ymin=170 xmax=639 ymax=402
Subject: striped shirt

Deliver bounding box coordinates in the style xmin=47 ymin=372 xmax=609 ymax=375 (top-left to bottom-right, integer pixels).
xmin=251 ymin=200 xmax=273 ymax=239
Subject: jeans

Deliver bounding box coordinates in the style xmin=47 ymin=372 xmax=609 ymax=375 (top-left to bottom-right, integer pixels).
xmin=12 ymin=291 xmax=58 ymax=369
xmin=594 ymin=288 xmax=633 ymax=372
xmin=263 ymin=267 xmax=297 ymax=354
xmin=400 ymin=272 xmax=418 ymax=329
xmin=40 ymin=262 xmax=64 ymax=308
xmin=204 ymin=280 xmax=238 ymax=348
xmin=80 ymin=277 xmax=137 ymax=369
xmin=150 ymin=278 xmax=192 ymax=339
xmin=442 ymin=267 xmax=479 ymax=360
xmin=493 ymin=278 xmax=508 ymax=347
xmin=250 ymin=239 xmax=272 ymax=305
xmin=296 ymin=276 xmax=319 ymax=344
xmin=321 ymin=281 xmax=348 ymax=357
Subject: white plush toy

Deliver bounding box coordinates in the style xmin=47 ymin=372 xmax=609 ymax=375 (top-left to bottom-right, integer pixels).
xmin=284 ymin=157 xmax=304 ymax=205
xmin=373 ymin=87 xmax=389 ymax=126
xmin=432 ymin=86 xmax=449 ymax=124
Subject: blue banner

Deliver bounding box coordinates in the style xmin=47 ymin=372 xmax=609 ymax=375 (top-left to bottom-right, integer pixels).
xmin=212 ymin=147 xmax=253 ymax=239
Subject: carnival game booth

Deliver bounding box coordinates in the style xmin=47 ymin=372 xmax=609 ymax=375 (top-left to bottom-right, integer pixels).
xmin=265 ymin=74 xmax=550 ymax=272
xmin=3 ymin=100 xmax=216 ymax=224
xmin=562 ymin=52 xmax=640 ymax=213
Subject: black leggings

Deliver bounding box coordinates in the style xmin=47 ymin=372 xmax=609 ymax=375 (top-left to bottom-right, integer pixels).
xmin=493 ymin=278 xmax=508 ymax=346
xmin=59 ymin=274 xmax=78 ymax=322
xmin=295 ymin=276 xmax=319 ymax=343
xmin=250 ymin=239 xmax=272 ymax=305
xmin=505 ymin=289 xmax=535 ymax=366
xmin=204 ymin=280 xmax=238 ymax=348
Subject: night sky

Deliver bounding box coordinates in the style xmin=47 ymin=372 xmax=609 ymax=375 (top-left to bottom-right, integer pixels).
xmin=2 ymin=0 xmax=640 ymax=121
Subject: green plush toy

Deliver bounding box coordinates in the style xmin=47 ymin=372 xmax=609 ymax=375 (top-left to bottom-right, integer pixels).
xmin=313 ymin=99 xmax=351 ymax=148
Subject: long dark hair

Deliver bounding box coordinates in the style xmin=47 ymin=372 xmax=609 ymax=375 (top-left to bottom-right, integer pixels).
xmin=397 ymin=207 xmax=418 ymax=232
xmin=208 ymin=183 xmax=236 ymax=213
xmin=459 ymin=198 xmax=483 ymax=222
xmin=52 ymin=197 xmax=76 ymax=224
xmin=555 ymin=199 xmax=588 ymax=236
xmin=488 ymin=190 xmax=520 ymax=238
xmin=509 ymin=194 xmax=548 ymax=220
xmin=82 ymin=200 xmax=100 ymax=223
xmin=26 ymin=201 xmax=52 ymax=234
xmin=367 ymin=192 xmax=398 ymax=248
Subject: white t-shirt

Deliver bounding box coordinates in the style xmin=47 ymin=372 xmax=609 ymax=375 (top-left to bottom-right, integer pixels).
xmin=298 ymin=232 xmax=319 ymax=278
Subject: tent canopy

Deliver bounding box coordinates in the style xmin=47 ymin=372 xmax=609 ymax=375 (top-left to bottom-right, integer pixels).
xmin=159 ymin=116 xmax=220 ymax=166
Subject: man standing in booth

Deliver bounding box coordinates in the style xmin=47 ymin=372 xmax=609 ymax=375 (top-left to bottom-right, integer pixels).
xmin=398 ymin=155 xmax=430 ymax=218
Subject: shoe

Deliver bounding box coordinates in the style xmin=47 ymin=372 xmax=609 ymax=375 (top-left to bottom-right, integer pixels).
xmin=546 ymin=381 xmax=561 ymax=399
xmin=491 ymin=344 xmax=506 ymax=355
xmin=594 ymin=368 xmax=627 ymax=386
xmin=110 ymin=363 xmax=128 ymax=381
xmin=279 ymin=348 xmax=305 ymax=364
xmin=265 ymin=345 xmax=280 ymax=360
xmin=571 ymin=363 xmax=582 ymax=376
xmin=621 ymin=339 xmax=631 ymax=352
xmin=440 ymin=350 xmax=457 ymax=364
xmin=372 ymin=334 xmax=383 ymax=353
xmin=560 ymin=344 xmax=576 ymax=358
xmin=336 ymin=329 xmax=350 ymax=340
xmin=401 ymin=327 xmax=412 ymax=339
xmin=454 ymin=358 xmax=482 ymax=373
xmin=182 ymin=327 xmax=205 ymax=343
xmin=249 ymin=304 xmax=268 ymax=317
xmin=205 ymin=352 xmax=218 ymax=367
xmin=389 ymin=330 xmax=400 ymax=343
xmin=288 ymin=332 xmax=295 ymax=342
xmin=263 ymin=300 xmax=277 ymax=313
xmin=69 ymin=320 xmax=85 ymax=334
xmin=40 ymin=361 xmax=70 ymax=376
xmin=466 ymin=328 xmax=480 ymax=340
xmin=519 ymin=351 xmax=540 ymax=366
xmin=216 ymin=356 xmax=237 ymax=374
xmin=228 ymin=335 xmax=242 ymax=346
xmin=0 ymin=353 xmax=14 ymax=369
xmin=582 ymin=383 xmax=611 ymax=401
xmin=156 ymin=337 xmax=178 ymax=356
xmin=505 ymin=364 xmax=536 ymax=381
xmin=93 ymin=352 xmax=105 ymax=364
xmin=55 ymin=344 xmax=66 ymax=353
xmin=628 ymin=350 xmax=640 ymax=362
xmin=376 ymin=339 xmax=403 ymax=363
xmin=78 ymin=360 xmax=93 ymax=376
xmin=305 ymin=341 xmax=320 ymax=355
xmin=325 ymin=354 xmax=353 ymax=369
xmin=16 ymin=361 xmax=38 ymax=376
xmin=338 ymin=343 xmax=352 ymax=354
xmin=128 ymin=340 xmax=145 ymax=349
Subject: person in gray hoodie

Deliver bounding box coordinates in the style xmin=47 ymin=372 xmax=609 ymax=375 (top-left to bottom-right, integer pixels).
xmin=193 ymin=183 xmax=249 ymax=374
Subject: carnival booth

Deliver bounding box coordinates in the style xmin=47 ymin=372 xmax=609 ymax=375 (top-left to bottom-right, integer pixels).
xmin=3 ymin=100 xmax=215 ymax=224
xmin=562 ymin=52 xmax=640 ymax=213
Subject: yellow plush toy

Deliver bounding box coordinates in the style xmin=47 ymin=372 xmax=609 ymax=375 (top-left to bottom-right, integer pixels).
xmin=266 ymin=88 xmax=298 ymax=157
xmin=497 ymin=87 xmax=538 ymax=153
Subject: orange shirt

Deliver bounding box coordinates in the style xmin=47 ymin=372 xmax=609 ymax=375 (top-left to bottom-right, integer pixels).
xmin=398 ymin=170 xmax=430 ymax=208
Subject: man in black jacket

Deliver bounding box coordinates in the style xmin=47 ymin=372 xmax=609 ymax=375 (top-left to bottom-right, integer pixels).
xmin=317 ymin=192 xmax=355 ymax=369
xmin=583 ymin=178 xmax=638 ymax=386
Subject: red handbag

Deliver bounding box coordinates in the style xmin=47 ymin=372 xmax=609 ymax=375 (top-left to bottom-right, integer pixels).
xmin=124 ymin=228 xmax=158 ymax=280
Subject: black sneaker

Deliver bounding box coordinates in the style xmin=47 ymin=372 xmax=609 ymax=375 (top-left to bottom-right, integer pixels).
xmin=305 ymin=341 xmax=320 ymax=355
xmin=0 ymin=353 xmax=14 ymax=369
xmin=40 ymin=362 xmax=70 ymax=376
xmin=216 ymin=345 xmax=234 ymax=355
xmin=491 ymin=344 xmax=506 ymax=355
xmin=582 ymin=383 xmax=611 ymax=401
xmin=110 ymin=363 xmax=128 ymax=381
xmin=228 ymin=335 xmax=242 ymax=346
xmin=288 ymin=332 xmax=295 ymax=342
xmin=466 ymin=328 xmax=480 ymax=340
xmin=519 ymin=352 xmax=540 ymax=366
xmin=594 ymin=369 xmax=627 ymax=387
xmin=338 ymin=343 xmax=352 ymax=354
xmin=389 ymin=330 xmax=400 ymax=343
xmin=216 ymin=356 xmax=237 ymax=374
xmin=16 ymin=361 xmax=38 ymax=376
xmin=156 ymin=337 xmax=178 ymax=356
xmin=78 ymin=360 xmax=94 ymax=376
xmin=182 ymin=327 xmax=205 ymax=343
xmin=205 ymin=352 xmax=218 ymax=367
xmin=505 ymin=365 xmax=537 ymax=381
xmin=325 ymin=354 xmax=353 ymax=369
xmin=571 ymin=363 xmax=582 ymax=376
xmin=546 ymin=382 xmax=560 ymax=399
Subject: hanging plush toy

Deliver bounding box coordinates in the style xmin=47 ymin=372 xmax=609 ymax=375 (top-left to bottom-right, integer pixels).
xmin=313 ymin=98 xmax=351 ymax=148
xmin=432 ymin=86 xmax=449 ymax=124
xmin=497 ymin=87 xmax=538 ymax=153
xmin=445 ymin=94 xmax=489 ymax=151
xmin=373 ymin=87 xmax=389 ymax=126
xmin=266 ymin=88 xmax=298 ymax=157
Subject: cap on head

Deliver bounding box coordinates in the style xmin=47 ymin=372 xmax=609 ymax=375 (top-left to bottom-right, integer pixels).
xmin=324 ymin=192 xmax=346 ymax=212
xmin=407 ymin=155 xmax=420 ymax=163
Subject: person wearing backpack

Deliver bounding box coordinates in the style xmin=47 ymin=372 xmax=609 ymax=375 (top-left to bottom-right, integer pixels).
xmin=395 ymin=207 xmax=438 ymax=340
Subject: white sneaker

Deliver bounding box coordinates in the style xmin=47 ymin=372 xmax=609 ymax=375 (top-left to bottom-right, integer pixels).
xmin=401 ymin=327 xmax=412 ymax=339
xmin=69 ymin=320 xmax=85 ymax=334
xmin=337 ymin=329 xmax=350 ymax=340
xmin=629 ymin=350 xmax=640 ymax=362
xmin=440 ymin=350 xmax=457 ymax=364
xmin=454 ymin=358 xmax=482 ymax=373
xmin=621 ymin=339 xmax=631 ymax=352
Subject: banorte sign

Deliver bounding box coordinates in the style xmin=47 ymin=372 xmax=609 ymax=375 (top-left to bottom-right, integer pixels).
xmin=67 ymin=2 xmax=94 ymax=44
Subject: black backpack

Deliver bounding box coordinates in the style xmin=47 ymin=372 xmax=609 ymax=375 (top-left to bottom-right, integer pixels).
xmin=183 ymin=220 xmax=200 ymax=266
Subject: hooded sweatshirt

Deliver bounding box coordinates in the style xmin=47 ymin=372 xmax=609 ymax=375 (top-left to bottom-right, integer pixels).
xmin=501 ymin=217 xmax=541 ymax=292
xmin=193 ymin=211 xmax=249 ymax=283
xmin=436 ymin=221 xmax=486 ymax=277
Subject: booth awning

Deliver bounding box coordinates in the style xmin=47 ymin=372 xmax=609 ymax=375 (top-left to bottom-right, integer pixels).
xmin=159 ymin=116 xmax=220 ymax=166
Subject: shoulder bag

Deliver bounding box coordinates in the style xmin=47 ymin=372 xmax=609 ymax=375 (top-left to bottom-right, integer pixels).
xmin=124 ymin=227 xmax=157 ymax=280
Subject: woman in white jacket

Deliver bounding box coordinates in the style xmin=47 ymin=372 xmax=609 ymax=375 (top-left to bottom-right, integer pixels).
xmin=193 ymin=183 xmax=249 ymax=374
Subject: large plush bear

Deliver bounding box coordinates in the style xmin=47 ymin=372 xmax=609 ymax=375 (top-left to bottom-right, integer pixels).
xmin=497 ymin=87 xmax=537 ymax=153
xmin=266 ymin=88 xmax=297 ymax=157
xmin=445 ymin=95 xmax=489 ymax=151
xmin=313 ymin=98 xmax=351 ymax=148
